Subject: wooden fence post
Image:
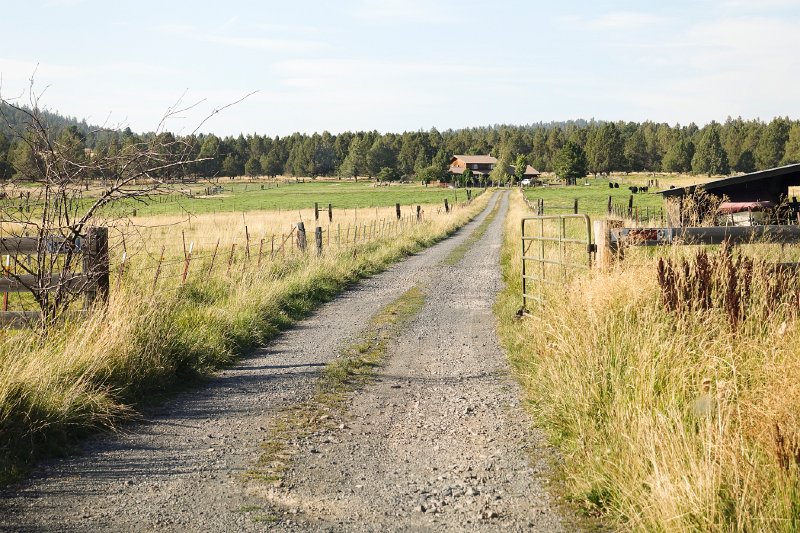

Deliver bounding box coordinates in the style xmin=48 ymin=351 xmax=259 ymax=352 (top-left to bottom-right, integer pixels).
xmin=607 ymin=195 xmax=612 ymax=214
xmin=328 ymin=203 xmax=333 ymax=223
xmin=416 ymin=205 xmax=421 ymax=222
xmin=396 ymin=203 xmax=401 ymax=220
xmin=315 ymin=202 xmax=319 ymax=222
xmin=315 ymin=226 xmax=323 ymax=256
xmin=245 ymin=226 xmax=250 ymax=260
xmin=628 ymin=195 xmax=634 ymax=217
xmin=83 ymin=226 xmax=109 ymax=307
xmin=152 ymin=246 xmax=166 ymax=292
xmin=444 ymin=198 xmax=449 ymax=213
xmin=573 ymin=198 xmax=579 ymax=214
xmin=296 ymin=222 xmax=307 ymax=252
xmin=592 ymin=219 xmax=624 ymax=271
xmin=227 ymin=244 xmax=236 ymax=275
xmin=181 ymin=242 xmax=194 ymax=286
xmin=208 ymin=239 xmax=220 ymax=273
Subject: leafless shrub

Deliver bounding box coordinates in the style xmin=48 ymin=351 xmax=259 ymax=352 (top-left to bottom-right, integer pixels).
xmin=0 ymin=79 xmax=214 ymax=327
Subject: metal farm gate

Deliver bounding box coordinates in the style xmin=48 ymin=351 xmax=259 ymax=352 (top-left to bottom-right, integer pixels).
xmin=520 ymin=214 xmax=594 ymax=311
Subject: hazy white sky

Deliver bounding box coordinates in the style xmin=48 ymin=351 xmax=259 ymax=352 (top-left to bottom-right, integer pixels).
xmin=1 ymin=0 xmax=798 ymax=136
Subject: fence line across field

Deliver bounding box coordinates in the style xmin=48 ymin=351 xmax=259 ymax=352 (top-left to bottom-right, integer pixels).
xmin=0 ymin=195 xmax=476 ymax=328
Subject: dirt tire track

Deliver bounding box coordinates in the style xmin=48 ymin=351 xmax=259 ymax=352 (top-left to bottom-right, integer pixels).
xmin=0 ymin=192 xmax=563 ymax=532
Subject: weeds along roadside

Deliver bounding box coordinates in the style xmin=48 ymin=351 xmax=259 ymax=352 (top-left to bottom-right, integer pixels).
xmin=0 ymin=191 xmax=492 ymax=484
xmin=497 ymin=188 xmax=800 ymax=531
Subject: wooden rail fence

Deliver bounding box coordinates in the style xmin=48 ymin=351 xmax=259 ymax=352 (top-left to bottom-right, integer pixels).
xmin=0 ymin=227 xmax=109 ymax=327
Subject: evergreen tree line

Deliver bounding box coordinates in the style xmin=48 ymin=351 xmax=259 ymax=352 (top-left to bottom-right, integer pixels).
xmin=1 ymin=102 xmax=799 ymax=183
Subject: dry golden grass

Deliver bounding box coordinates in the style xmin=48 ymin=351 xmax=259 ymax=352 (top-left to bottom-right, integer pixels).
xmin=498 ymin=189 xmax=800 ymax=531
xmin=0 ymin=192 xmax=490 ymax=483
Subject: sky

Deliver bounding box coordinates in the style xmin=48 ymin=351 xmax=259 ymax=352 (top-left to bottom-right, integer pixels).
xmin=1 ymin=0 xmax=798 ymax=137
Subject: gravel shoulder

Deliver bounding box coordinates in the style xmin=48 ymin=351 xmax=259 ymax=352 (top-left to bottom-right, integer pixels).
xmin=0 ymin=191 xmax=564 ymax=532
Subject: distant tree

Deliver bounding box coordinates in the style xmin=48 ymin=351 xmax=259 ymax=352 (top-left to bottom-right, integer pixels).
xmin=490 ymin=151 xmax=512 ymax=185
xmin=513 ymin=154 xmax=528 ymax=183
xmin=9 ymin=134 xmax=37 ymax=180
xmin=0 ymin=132 xmax=11 ymax=180
xmin=692 ymin=126 xmax=729 ymax=176
xmin=338 ymin=136 xmax=368 ymax=181
xmin=367 ymin=139 xmax=396 ymax=177
xmin=662 ymin=137 xmax=694 ymax=173
xmin=377 ymin=166 xmax=400 ymax=182
xmin=623 ymin=128 xmax=648 ymax=172
xmin=780 ymin=123 xmax=800 ymax=165
xmin=198 ymin=134 xmax=221 ymax=176
xmin=260 ymin=148 xmax=283 ymax=177
xmin=461 ymin=168 xmax=473 ymax=187
xmin=244 ymin=156 xmax=262 ymax=177
xmin=221 ymin=153 xmax=240 ymax=177
xmin=585 ymin=123 xmax=624 ymax=175
xmin=733 ymin=149 xmax=756 ymax=173
xmin=755 ymin=118 xmax=790 ymax=169
xmin=554 ymin=141 xmax=587 ymax=185
xmin=417 ymin=164 xmax=445 ymax=185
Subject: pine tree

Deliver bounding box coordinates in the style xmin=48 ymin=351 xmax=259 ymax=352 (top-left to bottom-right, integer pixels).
xmin=755 ymin=118 xmax=790 ymax=169
xmin=780 ymin=123 xmax=800 ymax=165
xmin=554 ymin=141 xmax=587 ymax=185
xmin=244 ymin=156 xmax=262 ymax=177
xmin=585 ymin=123 xmax=624 ymax=175
xmin=514 ymin=154 xmax=528 ymax=183
xmin=734 ymin=150 xmax=756 ymax=173
xmin=691 ymin=126 xmax=729 ymax=176
xmin=662 ymin=137 xmax=693 ymax=173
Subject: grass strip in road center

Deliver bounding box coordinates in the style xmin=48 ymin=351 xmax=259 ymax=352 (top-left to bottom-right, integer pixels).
xmin=440 ymin=194 xmax=502 ymax=266
xmin=246 ymin=285 xmax=427 ymax=488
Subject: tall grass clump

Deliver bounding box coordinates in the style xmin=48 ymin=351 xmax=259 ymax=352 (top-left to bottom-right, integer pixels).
xmin=497 ymin=189 xmax=800 ymax=531
xmin=0 ymin=192 xmax=490 ymax=483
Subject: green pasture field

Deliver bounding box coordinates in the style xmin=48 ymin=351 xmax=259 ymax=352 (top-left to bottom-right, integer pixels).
xmin=103 ymin=181 xmax=478 ymax=217
xmin=523 ymin=177 xmax=665 ymax=217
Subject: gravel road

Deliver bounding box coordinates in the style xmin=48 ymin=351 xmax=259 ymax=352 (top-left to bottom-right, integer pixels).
xmin=1 ymin=191 xmax=565 ymax=532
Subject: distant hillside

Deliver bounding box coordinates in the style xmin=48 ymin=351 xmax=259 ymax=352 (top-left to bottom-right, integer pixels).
xmin=0 ymin=101 xmax=94 ymax=144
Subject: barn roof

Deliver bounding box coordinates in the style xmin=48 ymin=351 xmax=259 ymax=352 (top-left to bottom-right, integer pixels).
xmin=660 ymin=164 xmax=800 ymax=197
xmin=451 ymin=155 xmax=497 ymax=164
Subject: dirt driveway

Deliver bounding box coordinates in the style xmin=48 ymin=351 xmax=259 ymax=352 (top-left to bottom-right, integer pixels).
xmin=1 ymin=191 xmax=564 ymax=532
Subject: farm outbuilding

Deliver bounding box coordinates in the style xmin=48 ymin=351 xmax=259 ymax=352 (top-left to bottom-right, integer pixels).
xmin=449 ymin=155 xmax=497 ymax=178
xmin=448 ymin=155 xmax=540 ymax=185
xmin=659 ymin=164 xmax=800 ymax=226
